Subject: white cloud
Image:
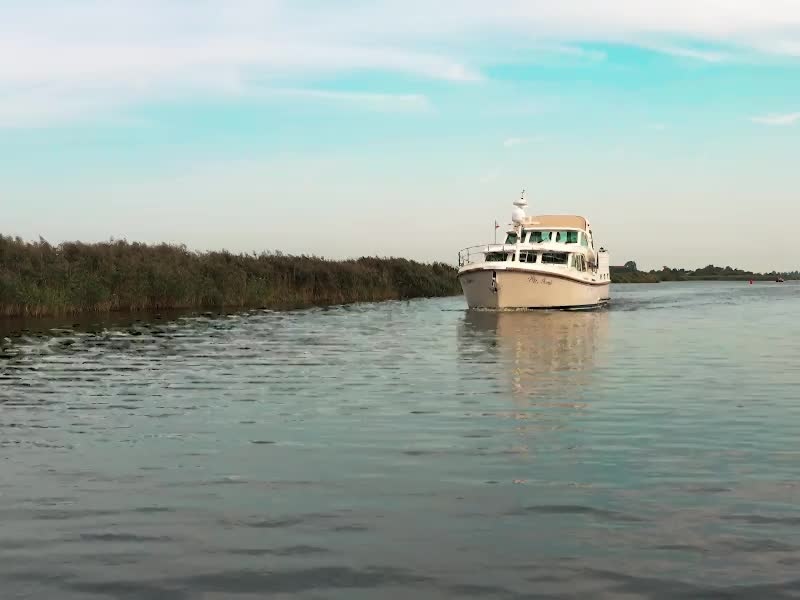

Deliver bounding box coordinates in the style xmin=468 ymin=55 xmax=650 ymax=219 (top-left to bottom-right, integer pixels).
xmin=548 ymin=45 xmax=608 ymax=62
xmin=0 ymin=39 xmax=482 ymax=87
xmin=503 ymin=138 xmax=526 ymax=148
xmin=650 ymin=46 xmax=730 ymax=63
xmin=267 ymin=89 xmax=432 ymax=113
xmin=0 ymin=92 xmax=107 ymax=129
xmin=0 ymin=82 xmax=433 ymax=129
xmin=503 ymin=136 xmax=543 ymax=148
xmin=298 ymin=0 xmax=800 ymax=49
xmin=3 ymin=0 xmax=800 ymax=127
xmin=760 ymin=40 xmax=800 ymax=56
xmin=750 ymin=112 xmax=800 ymax=125
xmin=0 ymin=86 xmax=431 ymax=128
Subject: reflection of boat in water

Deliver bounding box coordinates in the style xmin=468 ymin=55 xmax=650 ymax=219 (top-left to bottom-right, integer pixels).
xmin=457 ymin=310 xmax=609 ymax=402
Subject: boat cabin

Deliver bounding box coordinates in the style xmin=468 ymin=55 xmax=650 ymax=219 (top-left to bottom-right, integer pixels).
xmin=457 ymin=201 xmax=609 ymax=281
xmin=505 ymin=214 xmax=594 ymax=247
xmin=505 ymin=229 xmax=588 ymax=246
xmin=479 ymin=214 xmax=600 ymax=273
xmin=483 ymin=249 xmax=590 ymax=271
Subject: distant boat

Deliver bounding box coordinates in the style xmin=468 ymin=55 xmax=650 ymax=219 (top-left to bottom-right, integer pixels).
xmin=776 ymin=277 xmax=785 ymax=283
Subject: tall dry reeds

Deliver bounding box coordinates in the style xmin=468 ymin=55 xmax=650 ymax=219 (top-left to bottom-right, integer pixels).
xmin=0 ymin=236 xmax=460 ymax=318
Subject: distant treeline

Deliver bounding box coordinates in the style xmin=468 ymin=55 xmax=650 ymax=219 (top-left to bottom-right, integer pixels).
xmin=611 ymin=262 xmax=797 ymax=283
xmin=0 ymin=236 xmax=461 ymax=318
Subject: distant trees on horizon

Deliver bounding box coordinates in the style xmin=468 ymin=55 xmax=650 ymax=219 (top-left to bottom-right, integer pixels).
xmin=610 ymin=261 xmax=795 ymax=283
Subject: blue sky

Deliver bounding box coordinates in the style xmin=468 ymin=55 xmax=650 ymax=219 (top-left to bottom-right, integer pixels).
xmin=2 ymin=0 xmax=800 ymax=270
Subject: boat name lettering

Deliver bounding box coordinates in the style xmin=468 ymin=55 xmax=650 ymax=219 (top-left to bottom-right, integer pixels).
xmin=528 ymin=276 xmax=553 ymax=286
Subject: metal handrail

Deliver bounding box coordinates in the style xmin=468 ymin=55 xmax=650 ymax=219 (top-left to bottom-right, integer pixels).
xmin=457 ymin=243 xmax=515 ymax=267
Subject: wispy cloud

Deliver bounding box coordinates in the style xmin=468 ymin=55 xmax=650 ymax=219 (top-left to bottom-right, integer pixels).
xmin=0 ymin=2 xmax=480 ymax=127
xmin=0 ymin=84 xmax=158 ymax=129
xmin=3 ymin=0 xmax=800 ymax=127
xmin=651 ymin=46 xmax=730 ymax=63
xmin=0 ymin=39 xmax=482 ymax=87
xmin=503 ymin=137 xmax=527 ymax=148
xmin=0 ymin=86 xmax=432 ymax=128
xmin=503 ymin=136 xmax=544 ymax=148
xmin=760 ymin=40 xmax=800 ymax=57
xmin=750 ymin=112 xmax=800 ymax=126
xmin=267 ymin=89 xmax=432 ymax=113
xmin=549 ymin=45 xmax=608 ymax=62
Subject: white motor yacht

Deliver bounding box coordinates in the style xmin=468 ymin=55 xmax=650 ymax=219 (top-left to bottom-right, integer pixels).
xmin=457 ymin=192 xmax=610 ymax=310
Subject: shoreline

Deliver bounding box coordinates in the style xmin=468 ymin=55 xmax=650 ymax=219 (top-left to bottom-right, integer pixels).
xmin=0 ymin=295 xmax=460 ymax=340
xmin=612 ymin=273 xmax=797 ymax=284
xmin=612 ymin=277 xmax=798 ymax=284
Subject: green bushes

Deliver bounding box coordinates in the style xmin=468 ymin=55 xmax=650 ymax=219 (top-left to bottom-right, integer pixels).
xmin=609 ymin=268 xmax=661 ymax=283
xmin=0 ymin=236 xmax=461 ymax=317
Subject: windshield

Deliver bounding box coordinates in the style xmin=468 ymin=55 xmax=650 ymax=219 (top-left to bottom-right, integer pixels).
xmin=529 ymin=231 xmax=552 ymax=243
xmin=556 ymin=231 xmax=579 ymax=244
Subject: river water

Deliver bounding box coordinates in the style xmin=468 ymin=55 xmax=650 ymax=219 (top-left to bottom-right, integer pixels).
xmin=2 ymin=282 xmax=800 ymax=599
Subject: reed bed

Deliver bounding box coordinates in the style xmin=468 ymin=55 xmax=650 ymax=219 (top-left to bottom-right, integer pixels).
xmin=0 ymin=236 xmax=461 ymax=318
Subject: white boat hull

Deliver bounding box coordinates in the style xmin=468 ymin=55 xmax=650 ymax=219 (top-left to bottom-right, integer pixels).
xmin=459 ymin=267 xmax=610 ymax=310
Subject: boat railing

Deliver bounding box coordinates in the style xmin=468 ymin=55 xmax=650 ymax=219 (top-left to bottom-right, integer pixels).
xmin=457 ymin=244 xmax=514 ymax=267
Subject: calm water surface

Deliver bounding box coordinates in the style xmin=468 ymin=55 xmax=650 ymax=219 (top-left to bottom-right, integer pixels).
xmin=2 ymin=282 xmax=800 ymax=599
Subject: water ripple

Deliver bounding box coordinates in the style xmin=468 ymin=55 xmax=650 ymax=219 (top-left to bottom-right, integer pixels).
xmin=2 ymin=286 xmax=800 ymax=597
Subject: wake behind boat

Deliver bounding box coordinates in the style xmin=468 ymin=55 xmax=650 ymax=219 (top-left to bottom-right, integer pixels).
xmin=457 ymin=192 xmax=611 ymax=310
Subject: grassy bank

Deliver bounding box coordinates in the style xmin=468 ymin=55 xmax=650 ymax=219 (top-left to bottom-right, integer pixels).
xmin=0 ymin=236 xmax=461 ymax=318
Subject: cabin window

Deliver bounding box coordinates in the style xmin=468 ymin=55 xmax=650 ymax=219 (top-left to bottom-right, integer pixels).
xmin=505 ymin=233 xmax=518 ymax=244
xmin=485 ymin=252 xmax=511 ymax=262
xmin=541 ymin=252 xmax=568 ymax=265
xmin=518 ymin=251 xmax=537 ymax=264
xmin=530 ymin=231 xmax=552 ymax=243
xmin=580 ymin=232 xmax=589 ymax=247
xmin=556 ymin=231 xmax=579 ymax=244
xmin=572 ymin=255 xmax=586 ymax=272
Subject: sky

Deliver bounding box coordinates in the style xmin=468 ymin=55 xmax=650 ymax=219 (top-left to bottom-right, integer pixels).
xmin=2 ymin=1 xmax=800 ymax=271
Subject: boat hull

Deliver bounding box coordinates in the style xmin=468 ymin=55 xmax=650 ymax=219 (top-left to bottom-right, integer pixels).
xmin=458 ymin=268 xmax=610 ymax=310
